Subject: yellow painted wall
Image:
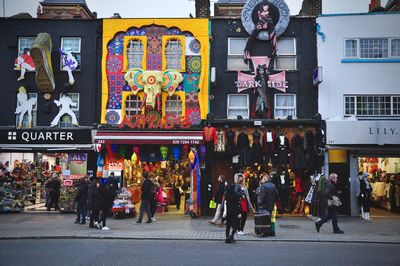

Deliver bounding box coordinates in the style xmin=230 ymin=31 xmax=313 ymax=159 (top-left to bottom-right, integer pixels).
xmin=101 ymin=18 xmax=210 ymax=124
xmin=328 ymin=150 xmax=348 ymax=163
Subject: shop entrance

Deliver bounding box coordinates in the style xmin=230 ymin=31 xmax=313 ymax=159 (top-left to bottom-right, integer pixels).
xmin=0 ymin=152 xmax=89 ymax=213
xmin=357 ymin=156 xmax=400 ymax=215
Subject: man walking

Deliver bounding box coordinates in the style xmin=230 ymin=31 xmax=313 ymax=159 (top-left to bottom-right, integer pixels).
xmin=135 ymin=172 xmax=153 ymax=224
xmin=315 ymin=173 xmax=344 ymax=234
xmin=209 ymin=175 xmax=225 ymax=225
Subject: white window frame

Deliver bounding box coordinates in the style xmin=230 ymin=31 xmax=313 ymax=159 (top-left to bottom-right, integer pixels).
xmin=343 ymin=38 xmax=400 ymax=59
xmin=274 ymin=37 xmax=297 ymax=71
xmin=227 ymin=94 xmax=249 ymax=119
xmin=127 ymin=39 xmax=144 ymax=69
xmin=60 ymin=37 xmax=81 ymax=71
xmin=15 ymin=93 xmax=37 ymax=128
xmin=18 ymin=37 xmax=35 ymax=56
xmin=227 ymin=37 xmax=250 ymax=71
xmin=165 ymin=95 xmax=183 ymax=116
xmin=125 ymin=95 xmax=142 ymax=116
xmin=274 ymin=93 xmax=296 ymax=119
xmin=59 ymin=93 xmax=79 ymax=128
xmin=165 ymin=39 xmax=183 ymax=70
xmin=344 ymin=95 xmax=400 ymax=117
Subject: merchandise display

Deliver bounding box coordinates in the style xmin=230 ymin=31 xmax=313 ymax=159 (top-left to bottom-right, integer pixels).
xmin=112 ymin=187 xmax=136 ymax=219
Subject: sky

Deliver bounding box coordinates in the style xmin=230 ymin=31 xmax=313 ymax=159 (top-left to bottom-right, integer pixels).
xmin=0 ymin=0 xmax=390 ymax=18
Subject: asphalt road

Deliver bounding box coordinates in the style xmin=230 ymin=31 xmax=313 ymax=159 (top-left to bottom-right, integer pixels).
xmin=0 ymin=239 xmax=399 ymax=266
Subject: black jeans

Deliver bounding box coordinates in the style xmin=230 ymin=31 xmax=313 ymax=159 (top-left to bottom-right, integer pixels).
xmin=137 ymin=199 xmax=151 ymax=222
xmin=317 ymin=206 xmax=339 ymax=231
xmin=238 ymin=211 xmax=248 ymax=231
xmin=76 ymin=205 xmax=86 ymax=223
xmin=225 ymin=214 xmax=239 ymax=238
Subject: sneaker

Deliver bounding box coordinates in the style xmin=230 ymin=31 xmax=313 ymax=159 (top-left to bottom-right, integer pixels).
xmin=315 ymin=222 xmax=321 ymax=233
xmin=134 ymin=221 xmax=142 ymax=224
xmin=102 ymin=226 xmax=110 ymax=231
xmin=237 ymin=231 xmax=245 ymax=235
xmin=94 ymin=222 xmax=102 ymax=229
xmin=333 ymin=229 xmax=344 ymax=234
xmin=146 ymin=220 xmax=152 ymax=224
xmin=151 ymin=217 xmax=156 ymax=222
xmin=30 ymin=32 xmax=55 ymax=92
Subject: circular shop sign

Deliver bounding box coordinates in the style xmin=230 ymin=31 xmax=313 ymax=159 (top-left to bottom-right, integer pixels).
xmin=241 ymin=0 xmax=290 ymax=40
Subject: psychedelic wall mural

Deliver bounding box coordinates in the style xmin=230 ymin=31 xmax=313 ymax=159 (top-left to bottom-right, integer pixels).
xmin=101 ymin=19 xmax=209 ymax=126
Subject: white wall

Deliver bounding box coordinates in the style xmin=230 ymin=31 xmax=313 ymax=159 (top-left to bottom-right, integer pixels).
xmin=317 ymin=13 xmax=400 ymax=120
xmin=322 ymin=0 xmax=390 ymax=15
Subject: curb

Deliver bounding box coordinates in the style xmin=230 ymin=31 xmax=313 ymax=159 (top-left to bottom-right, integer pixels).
xmin=1 ymin=236 xmax=399 ymax=245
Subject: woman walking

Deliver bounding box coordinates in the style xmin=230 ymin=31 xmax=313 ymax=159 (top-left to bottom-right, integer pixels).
xmin=237 ymin=175 xmax=255 ymax=235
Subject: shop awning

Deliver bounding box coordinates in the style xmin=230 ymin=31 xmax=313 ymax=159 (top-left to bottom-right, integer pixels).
xmin=94 ymin=131 xmax=203 ymax=145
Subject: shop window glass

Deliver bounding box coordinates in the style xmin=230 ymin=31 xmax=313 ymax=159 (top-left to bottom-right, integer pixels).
xmin=125 ymin=95 xmax=142 ymax=116
xmin=127 ymin=39 xmax=144 ymax=69
xmin=165 ymin=95 xmax=182 ymax=116
xmin=165 ymin=39 xmax=183 ymax=70
xmin=15 ymin=93 xmax=37 ymax=128
xmin=61 ymin=37 xmax=81 ymax=70
xmin=227 ymin=38 xmax=250 ymax=71
xmin=227 ymin=94 xmax=249 ymax=119
xmin=59 ymin=93 xmax=79 ymax=128
xmin=274 ymin=94 xmax=296 ymax=118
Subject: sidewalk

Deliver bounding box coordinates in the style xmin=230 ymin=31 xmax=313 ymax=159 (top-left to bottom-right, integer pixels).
xmin=0 ymin=213 xmax=399 ymax=244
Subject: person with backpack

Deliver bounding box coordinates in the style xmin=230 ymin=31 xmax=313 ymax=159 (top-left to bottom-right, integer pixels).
xmin=224 ymin=178 xmax=242 ymax=244
xmin=256 ymin=174 xmax=278 ymax=236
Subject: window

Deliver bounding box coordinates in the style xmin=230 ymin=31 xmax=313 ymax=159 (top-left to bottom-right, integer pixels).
xmin=165 ymin=39 xmax=183 ymax=70
xmin=344 ymin=95 xmax=400 ymax=117
xmin=227 ymin=38 xmax=249 ymax=71
xmin=274 ymin=94 xmax=296 ymax=119
xmin=18 ymin=37 xmax=35 ymax=56
xmin=275 ymin=37 xmax=296 ymax=70
xmin=60 ymin=37 xmax=81 ymax=70
xmin=127 ymin=39 xmax=144 ymax=69
xmin=165 ymin=95 xmax=183 ymax=116
xmin=15 ymin=93 xmax=37 ymax=128
xmin=344 ymin=38 xmax=400 ymax=59
xmin=227 ymin=94 xmax=249 ymax=119
xmin=125 ymin=95 xmax=142 ymax=116
xmin=59 ymin=93 xmax=79 ymax=128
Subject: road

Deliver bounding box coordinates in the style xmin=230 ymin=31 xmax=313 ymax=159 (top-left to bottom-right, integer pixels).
xmin=0 ymin=239 xmax=399 ymax=266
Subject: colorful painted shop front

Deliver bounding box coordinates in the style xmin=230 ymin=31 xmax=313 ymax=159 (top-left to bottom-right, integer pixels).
xmin=96 ymin=18 xmax=210 ymax=217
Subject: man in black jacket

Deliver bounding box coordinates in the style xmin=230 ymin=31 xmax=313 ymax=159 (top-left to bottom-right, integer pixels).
xmin=257 ymin=174 xmax=278 ymax=236
xmin=74 ymin=178 xmax=88 ymax=224
xmin=135 ymin=172 xmax=153 ymax=224
xmin=315 ymin=173 xmax=344 ymax=234
xmin=224 ymin=179 xmax=242 ymax=243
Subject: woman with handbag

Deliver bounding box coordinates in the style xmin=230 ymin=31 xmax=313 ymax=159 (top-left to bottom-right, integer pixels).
xmin=209 ymin=175 xmax=226 ymax=225
xmin=315 ymin=173 xmax=344 ymax=234
xmin=237 ymin=175 xmax=255 ymax=235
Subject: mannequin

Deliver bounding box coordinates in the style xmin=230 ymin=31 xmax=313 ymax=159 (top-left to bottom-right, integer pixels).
xmin=262 ymin=128 xmax=275 ymax=164
xmin=274 ymin=130 xmax=289 ymax=166
xmin=236 ymin=128 xmax=250 ymax=168
xmin=203 ymin=122 xmax=217 ymax=164
xmin=290 ymin=133 xmax=306 ymax=171
xmin=277 ymin=164 xmax=290 ymax=214
xmin=225 ymin=128 xmax=237 ymax=156
xmin=359 ymin=172 xmax=373 ymax=221
xmin=249 ymin=130 xmax=263 ymax=165
xmin=215 ymin=128 xmax=226 ymax=152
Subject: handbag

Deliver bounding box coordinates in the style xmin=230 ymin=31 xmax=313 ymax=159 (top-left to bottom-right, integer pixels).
xmin=327 ymin=196 xmax=342 ymax=207
xmin=209 ymin=199 xmax=217 ymax=209
xmin=178 ymin=187 xmax=184 ymax=195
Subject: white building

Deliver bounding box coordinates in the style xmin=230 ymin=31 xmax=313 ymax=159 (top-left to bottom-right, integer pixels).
xmin=317 ymin=12 xmax=400 ymax=216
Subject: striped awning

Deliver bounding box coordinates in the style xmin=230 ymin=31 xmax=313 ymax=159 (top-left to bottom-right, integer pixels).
xmin=94 ymin=130 xmax=203 ymax=145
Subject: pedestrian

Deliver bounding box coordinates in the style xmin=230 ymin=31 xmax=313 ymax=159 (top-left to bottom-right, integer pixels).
xmin=95 ymin=181 xmax=113 ymax=231
xmin=173 ymin=175 xmax=183 ymax=210
xmin=237 ymin=174 xmax=255 ymax=235
xmin=209 ymin=174 xmax=225 ymax=225
xmin=87 ymin=178 xmax=97 ymax=228
xmin=73 ymin=178 xmax=88 ymax=224
xmin=359 ymin=172 xmax=373 ymax=222
xmin=150 ymin=177 xmax=164 ymax=222
xmin=224 ymin=178 xmax=242 ymax=244
xmin=257 ymin=174 xmax=278 ymax=236
xmin=46 ymin=173 xmax=60 ymax=211
xmin=107 ymin=171 xmax=119 ymax=196
xmin=249 ymin=172 xmax=260 ymax=210
xmin=135 ymin=172 xmax=153 ymax=224
xmin=315 ymin=173 xmax=344 ymax=234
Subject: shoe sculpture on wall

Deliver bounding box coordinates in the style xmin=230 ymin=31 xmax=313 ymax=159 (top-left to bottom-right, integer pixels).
xmin=30 ymin=32 xmax=55 ymax=92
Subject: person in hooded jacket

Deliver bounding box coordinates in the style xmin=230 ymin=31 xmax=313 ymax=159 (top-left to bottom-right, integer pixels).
xmin=73 ymin=178 xmax=88 ymax=224
xmin=224 ymin=178 xmax=242 ymax=244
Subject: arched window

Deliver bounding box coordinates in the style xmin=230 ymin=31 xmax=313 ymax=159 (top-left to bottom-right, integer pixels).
xmin=165 ymin=39 xmax=183 ymax=70
xmin=165 ymin=95 xmax=182 ymax=116
xmin=127 ymin=39 xmax=144 ymax=69
xmin=125 ymin=95 xmax=142 ymax=116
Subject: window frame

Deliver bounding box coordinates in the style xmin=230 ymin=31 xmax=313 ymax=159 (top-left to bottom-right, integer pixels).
xmin=274 ymin=93 xmax=296 ymax=119
xmin=161 ymin=91 xmax=186 ymax=118
xmin=123 ymin=36 xmax=147 ymax=72
xmin=274 ymin=37 xmax=297 ymax=71
xmin=15 ymin=92 xmax=37 ymax=128
xmin=121 ymin=91 xmax=145 ymax=120
xmin=344 ymin=95 xmax=400 ymax=117
xmin=17 ymin=37 xmax=35 ymax=56
xmin=227 ymin=94 xmax=249 ymax=119
xmin=162 ymin=35 xmax=185 ymax=72
xmin=60 ymin=37 xmax=81 ymax=71
xmin=58 ymin=93 xmax=79 ymax=128
xmin=343 ymin=38 xmax=400 ymax=59
xmin=227 ymin=37 xmax=250 ymax=71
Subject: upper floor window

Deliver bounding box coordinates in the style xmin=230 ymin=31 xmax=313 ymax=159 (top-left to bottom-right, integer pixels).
xmin=344 ymin=95 xmax=400 ymax=117
xmin=127 ymin=39 xmax=144 ymax=69
xmin=18 ymin=37 xmax=35 ymax=56
xmin=61 ymin=37 xmax=81 ymax=70
xmin=227 ymin=38 xmax=249 ymax=71
xmin=274 ymin=93 xmax=296 ymax=119
xmin=165 ymin=95 xmax=183 ymax=116
xmin=344 ymin=38 xmax=400 ymax=59
xmin=59 ymin=93 xmax=79 ymax=128
xmin=15 ymin=93 xmax=37 ymax=128
xmin=125 ymin=95 xmax=142 ymax=116
xmin=165 ymin=39 xmax=183 ymax=70
xmin=275 ymin=37 xmax=297 ymax=70
xmin=227 ymin=94 xmax=249 ymax=119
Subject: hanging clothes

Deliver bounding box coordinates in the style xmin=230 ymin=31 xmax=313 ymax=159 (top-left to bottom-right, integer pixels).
xmin=215 ymin=129 xmax=226 ymax=152
xmin=289 ymin=134 xmax=306 ymax=171
xmin=262 ymin=129 xmax=275 ymax=164
xmin=225 ymin=129 xmax=237 ymax=156
xmin=237 ymin=131 xmax=250 ymax=167
xmin=203 ymin=124 xmax=217 ymax=164
xmin=304 ymin=130 xmax=318 ymax=173
xmin=249 ymin=130 xmax=263 ymax=165
xmin=274 ymin=134 xmax=290 ymax=166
